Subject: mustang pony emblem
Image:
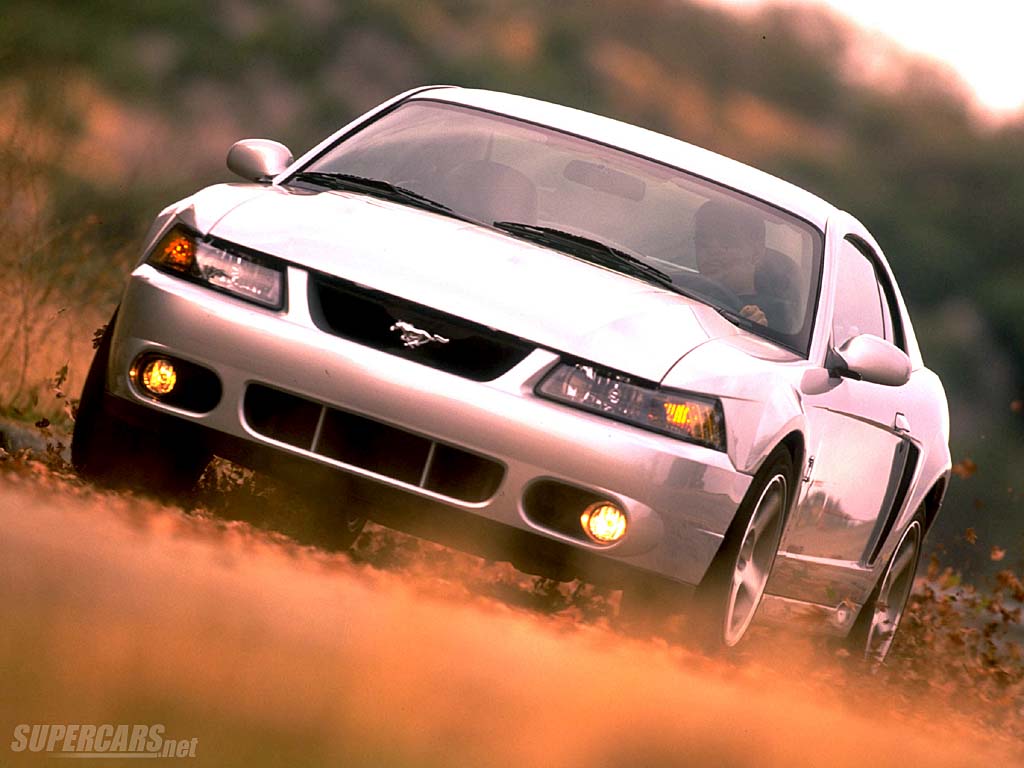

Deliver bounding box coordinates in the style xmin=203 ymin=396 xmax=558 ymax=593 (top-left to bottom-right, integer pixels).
xmin=390 ymin=320 xmax=450 ymax=349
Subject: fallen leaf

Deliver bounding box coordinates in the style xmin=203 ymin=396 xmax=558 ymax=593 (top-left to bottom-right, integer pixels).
xmin=964 ymin=528 xmax=977 ymax=544
xmin=951 ymin=458 xmax=977 ymax=479
xmin=91 ymin=324 xmax=108 ymax=350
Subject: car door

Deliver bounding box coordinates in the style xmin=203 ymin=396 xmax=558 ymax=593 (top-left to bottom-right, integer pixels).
xmin=768 ymin=235 xmax=918 ymax=607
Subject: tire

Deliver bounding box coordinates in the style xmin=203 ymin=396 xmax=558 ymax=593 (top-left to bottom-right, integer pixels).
xmin=71 ymin=312 xmax=210 ymax=497
xmin=694 ymin=447 xmax=793 ymax=648
xmin=845 ymin=515 xmax=923 ymax=664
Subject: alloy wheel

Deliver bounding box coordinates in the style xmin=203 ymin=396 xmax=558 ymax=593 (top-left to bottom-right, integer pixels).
xmin=864 ymin=520 xmax=922 ymax=662
xmin=722 ymin=473 xmax=787 ymax=646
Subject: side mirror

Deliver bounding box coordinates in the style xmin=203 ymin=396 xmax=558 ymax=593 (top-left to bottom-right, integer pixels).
xmin=834 ymin=334 xmax=911 ymax=387
xmin=226 ymin=139 xmax=293 ymax=182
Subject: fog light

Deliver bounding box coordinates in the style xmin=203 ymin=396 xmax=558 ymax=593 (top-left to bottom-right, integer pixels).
xmin=580 ymin=501 xmax=627 ymax=544
xmin=140 ymin=358 xmax=178 ymax=396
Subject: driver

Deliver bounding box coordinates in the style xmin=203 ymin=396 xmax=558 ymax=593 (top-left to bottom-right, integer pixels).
xmin=693 ymin=200 xmax=798 ymax=330
xmin=694 ymin=200 xmax=770 ymax=325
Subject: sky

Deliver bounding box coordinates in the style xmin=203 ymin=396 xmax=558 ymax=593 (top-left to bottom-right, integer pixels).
xmin=713 ymin=0 xmax=1024 ymax=118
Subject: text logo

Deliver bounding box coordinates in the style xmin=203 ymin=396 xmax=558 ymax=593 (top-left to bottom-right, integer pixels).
xmin=11 ymin=724 xmax=198 ymax=759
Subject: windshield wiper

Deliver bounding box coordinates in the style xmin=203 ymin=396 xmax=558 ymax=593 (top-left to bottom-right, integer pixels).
xmin=712 ymin=304 xmax=768 ymax=334
xmin=290 ymin=172 xmax=475 ymax=222
xmin=492 ymin=221 xmax=676 ymax=288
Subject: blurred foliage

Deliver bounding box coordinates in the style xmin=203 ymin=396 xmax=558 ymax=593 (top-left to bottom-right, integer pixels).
xmin=0 ymin=0 xmax=1021 ymax=568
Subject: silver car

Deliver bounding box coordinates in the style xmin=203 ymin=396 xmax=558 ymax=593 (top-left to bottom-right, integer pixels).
xmin=72 ymin=86 xmax=950 ymax=658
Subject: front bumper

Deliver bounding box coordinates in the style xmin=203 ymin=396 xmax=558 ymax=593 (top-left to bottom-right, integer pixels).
xmin=108 ymin=264 xmax=752 ymax=586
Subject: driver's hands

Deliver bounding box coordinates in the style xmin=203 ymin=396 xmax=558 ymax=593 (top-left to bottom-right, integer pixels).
xmin=740 ymin=304 xmax=768 ymax=326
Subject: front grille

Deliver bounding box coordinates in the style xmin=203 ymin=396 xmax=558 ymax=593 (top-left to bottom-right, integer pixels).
xmin=244 ymin=384 xmax=504 ymax=503
xmin=309 ymin=273 xmax=533 ymax=381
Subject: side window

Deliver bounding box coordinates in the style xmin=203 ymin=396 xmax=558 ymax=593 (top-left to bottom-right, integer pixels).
xmin=873 ymin=256 xmax=906 ymax=353
xmin=878 ymin=281 xmax=895 ymax=344
xmin=831 ymin=239 xmax=885 ymax=347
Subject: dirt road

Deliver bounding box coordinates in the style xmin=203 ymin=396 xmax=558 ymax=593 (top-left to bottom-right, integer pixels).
xmin=1 ymin=466 xmax=1019 ymax=767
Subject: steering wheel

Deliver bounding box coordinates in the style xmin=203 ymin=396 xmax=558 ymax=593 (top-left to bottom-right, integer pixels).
xmin=673 ymin=272 xmax=744 ymax=312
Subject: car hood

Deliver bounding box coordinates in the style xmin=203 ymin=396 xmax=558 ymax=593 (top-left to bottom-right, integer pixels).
xmin=208 ymin=185 xmax=742 ymax=382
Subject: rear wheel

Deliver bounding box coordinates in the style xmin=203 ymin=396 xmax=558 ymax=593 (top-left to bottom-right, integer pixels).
xmin=71 ymin=313 xmax=210 ymax=497
xmin=846 ymin=516 xmax=923 ymax=663
xmin=694 ymin=448 xmax=792 ymax=648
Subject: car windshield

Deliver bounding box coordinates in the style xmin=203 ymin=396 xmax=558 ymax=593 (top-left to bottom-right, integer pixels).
xmin=293 ymin=100 xmax=824 ymax=355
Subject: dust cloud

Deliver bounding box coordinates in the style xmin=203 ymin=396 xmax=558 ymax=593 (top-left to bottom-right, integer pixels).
xmin=0 ymin=470 xmax=1018 ymax=767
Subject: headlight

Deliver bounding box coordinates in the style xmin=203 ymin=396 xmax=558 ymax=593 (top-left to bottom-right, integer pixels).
xmin=536 ymin=362 xmax=726 ymax=451
xmin=148 ymin=225 xmax=285 ymax=309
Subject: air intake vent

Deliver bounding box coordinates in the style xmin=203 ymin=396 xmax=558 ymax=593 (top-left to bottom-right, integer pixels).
xmin=244 ymin=384 xmax=505 ymax=503
xmin=309 ymin=273 xmax=533 ymax=381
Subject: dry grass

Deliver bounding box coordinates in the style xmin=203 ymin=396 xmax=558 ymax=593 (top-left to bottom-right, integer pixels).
xmin=0 ymin=450 xmax=1021 ymax=767
xmin=0 ymin=82 xmax=128 ymax=424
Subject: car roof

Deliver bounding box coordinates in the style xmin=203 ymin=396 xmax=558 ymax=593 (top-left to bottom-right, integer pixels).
xmin=409 ymin=86 xmax=837 ymax=231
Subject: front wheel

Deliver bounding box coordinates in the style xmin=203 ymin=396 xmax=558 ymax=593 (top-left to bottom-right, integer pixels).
xmin=694 ymin=448 xmax=792 ymax=648
xmin=71 ymin=313 xmax=210 ymax=497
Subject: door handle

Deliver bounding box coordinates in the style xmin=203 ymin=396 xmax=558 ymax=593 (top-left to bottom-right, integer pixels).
xmin=894 ymin=412 xmax=911 ymax=434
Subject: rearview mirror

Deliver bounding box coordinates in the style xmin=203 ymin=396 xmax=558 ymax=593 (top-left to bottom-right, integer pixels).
xmin=835 ymin=334 xmax=911 ymax=387
xmin=227 ymin=139 xmax=293 ymax=182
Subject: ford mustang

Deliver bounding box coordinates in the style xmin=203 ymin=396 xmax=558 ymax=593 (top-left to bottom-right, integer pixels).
xmin=72 ymin=86 xmax=950 ymax=659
